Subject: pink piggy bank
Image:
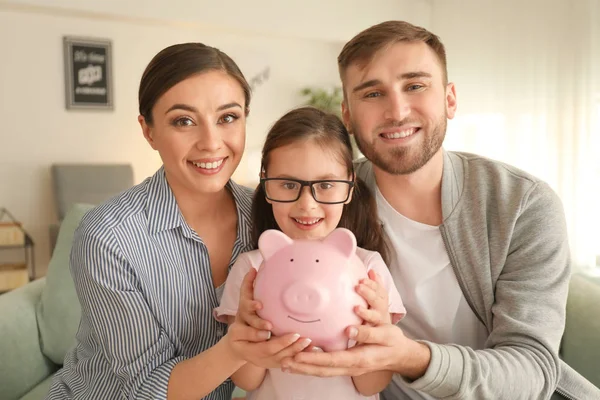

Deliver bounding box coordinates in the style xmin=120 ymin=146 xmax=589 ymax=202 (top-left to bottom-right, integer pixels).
xmin=253 ymin=228 xmax=368 ymax=351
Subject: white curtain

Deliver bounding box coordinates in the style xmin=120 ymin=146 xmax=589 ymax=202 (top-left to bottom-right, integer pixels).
xmin=433 ymin=0 xmax=600 ymax=270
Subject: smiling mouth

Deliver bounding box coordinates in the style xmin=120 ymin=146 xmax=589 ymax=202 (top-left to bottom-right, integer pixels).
xmin=292 ymin=218 xmax=323 ymax=225
xmin=189 ymin=158 xmax=226 ymax=170
xmin=288 ymin=315 xmax=321 ymax=324
xmin=380 ymin=127 xmax=419 ymax=139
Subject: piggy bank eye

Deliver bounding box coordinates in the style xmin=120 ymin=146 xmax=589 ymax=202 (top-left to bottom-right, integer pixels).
xmin=290 ymin=258 xmax=294 ymax=262
xmin=316 ymin=259 xmax=319 ymax=263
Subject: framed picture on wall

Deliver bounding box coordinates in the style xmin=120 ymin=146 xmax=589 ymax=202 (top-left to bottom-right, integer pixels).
xmin=63 ymin=36 xmax=113 ymax=110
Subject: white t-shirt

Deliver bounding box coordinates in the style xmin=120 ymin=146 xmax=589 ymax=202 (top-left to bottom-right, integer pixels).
xmin=375 ymin=187 xmax=488 ymax=400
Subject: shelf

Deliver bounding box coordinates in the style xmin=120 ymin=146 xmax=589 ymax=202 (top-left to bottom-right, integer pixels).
xmin=0 ymin=262 xmax=27 ymax=270
xmin=0 ymin=207 xmax=36 ymax=287
xmin=0 ymin=244 xmax=30 ymax=250
xmin=0 ymin=263 xmax=28 ymax=292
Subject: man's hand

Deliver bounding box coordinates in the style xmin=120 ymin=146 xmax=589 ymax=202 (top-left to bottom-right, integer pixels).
xmin=282 ymin=322 xmax=430 ymax=379
xmin=281 ymin=270 xmax=431 ymax=380
xmin=225 ymin=268 xmax=312 ymax=369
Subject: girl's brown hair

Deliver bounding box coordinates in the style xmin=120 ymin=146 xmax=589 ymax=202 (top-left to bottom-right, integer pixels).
xmin=251 ymin=106 xmax=390 ymax=264
xmin=139 ymin=43 xmax=251 ymax=125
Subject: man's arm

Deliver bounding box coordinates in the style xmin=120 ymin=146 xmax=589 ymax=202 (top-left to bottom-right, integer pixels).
xmin=283 ymin=182 xmax=570 ymax=399
xmin=406 ymin=181 xmax=569 ymax=399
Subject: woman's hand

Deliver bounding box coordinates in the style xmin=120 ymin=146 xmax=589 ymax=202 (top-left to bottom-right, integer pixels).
xmin=225 ymin=268 xmax=312 ymax=369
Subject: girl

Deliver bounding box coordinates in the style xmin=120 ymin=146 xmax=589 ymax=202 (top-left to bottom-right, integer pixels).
xmin=215 ymin=107 xmax=405 ymax=399
xmin=46 ymin=43 xmax=302 ymax=400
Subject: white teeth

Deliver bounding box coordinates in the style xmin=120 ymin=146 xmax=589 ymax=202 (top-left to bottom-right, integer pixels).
xmin=294 ymin=218 xmax=321 ymax=225
xmin=192 ymin=159 xmax=224 ymax=169
xmin=383 ymin=129 xmax=416 ymax=139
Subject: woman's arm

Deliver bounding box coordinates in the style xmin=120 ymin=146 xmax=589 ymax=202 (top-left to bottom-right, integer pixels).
xmin=168 ymin=338 xmax=246 ymax=399
xmin=226 ymin=316 xmax=268 ymax=391
xmin=73 ymin=225 xmax=301 ymax=400
xmin=72 ymin=224 xmax=252 ymax=399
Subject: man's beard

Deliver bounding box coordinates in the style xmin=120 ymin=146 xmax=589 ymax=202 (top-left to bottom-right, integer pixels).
xmin=352 ymin=115 xmax=447 ymax=175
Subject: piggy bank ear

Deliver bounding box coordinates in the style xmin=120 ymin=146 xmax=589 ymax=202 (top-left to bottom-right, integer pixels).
xmin=322 ymin=228 xmax=357 ymax=259
xmin=258 ymin=229 xmax=294 ymax=260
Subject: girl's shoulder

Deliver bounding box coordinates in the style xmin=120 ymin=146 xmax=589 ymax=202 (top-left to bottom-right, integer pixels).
xmin=355 ymin=247 xmax=384 ymax=270
xmin=235 ymin=249 xmax=264 ymax=271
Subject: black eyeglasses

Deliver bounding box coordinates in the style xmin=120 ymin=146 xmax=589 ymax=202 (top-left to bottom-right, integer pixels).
xmin=260 ymin=178 xmax=354 ymax=204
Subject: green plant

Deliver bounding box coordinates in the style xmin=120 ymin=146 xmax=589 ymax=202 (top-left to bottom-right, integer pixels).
xmin=299 ymin=86 xmax=362 ymax=158
xmin=300 ymin=87 xmax=343 ymax=117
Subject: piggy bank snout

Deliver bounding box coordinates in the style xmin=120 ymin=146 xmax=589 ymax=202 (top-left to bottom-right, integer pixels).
xmin=282 ymin=282 xmax=329 ymax=315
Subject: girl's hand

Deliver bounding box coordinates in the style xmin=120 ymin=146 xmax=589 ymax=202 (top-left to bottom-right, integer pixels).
xmin=354 ymin=270 xmax=392 ymax=328
xmin=225 ymin=269 xmax=312 ymax=368
xmin=236 ymin=268 xmax=272 ymax=332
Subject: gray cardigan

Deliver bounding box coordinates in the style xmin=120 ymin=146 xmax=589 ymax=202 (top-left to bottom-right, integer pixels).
xmin=356 ymin=151 xmax=599 ymax=399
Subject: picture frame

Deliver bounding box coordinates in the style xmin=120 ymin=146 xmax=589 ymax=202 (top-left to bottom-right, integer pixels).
xmin=63 ymin=36 xmax=113 ymax=110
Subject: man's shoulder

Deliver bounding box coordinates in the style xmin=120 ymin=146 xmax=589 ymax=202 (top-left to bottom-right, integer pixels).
xmin=353 ymin=151 xmax=544 ymax=184
xmin=448 ymin=151 xmax=561 ymax=214
xmin=449 ymin=151 xmax=543 ymax=186
xmin=353 ymin=157 xmax=372 ymax=172
xmin=353 ymin=158 xmax=376 ymax=189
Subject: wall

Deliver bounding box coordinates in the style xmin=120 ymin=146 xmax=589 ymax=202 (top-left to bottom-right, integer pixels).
xmin=429 ymin=0 xmax=600 ymax=268
xmin=0 ymin=1 xmax=433 ymax=275
xmin=0 ymin=0 xmax=433 ymax=42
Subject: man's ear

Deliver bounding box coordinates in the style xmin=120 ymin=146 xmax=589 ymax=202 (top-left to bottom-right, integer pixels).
xmin=341 ymin=100 xmax=351 ymax=134
xmin=138 ymin=115 xmax=157 ymax=150
xmin=446 ymin=82 xmax=457 ymax=120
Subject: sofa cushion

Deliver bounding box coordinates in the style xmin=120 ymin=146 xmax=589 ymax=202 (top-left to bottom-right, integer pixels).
xmin=562 ymin=273 xmax=600 ymax=388
xmin=0 ymin=279 xmax=58 ymax=400
xmin=51 ymin=164 xmax=133 ymax=220
xmin=18 ymin=375 xmax=54 ymax=400
xmin=36 ymin=203 xmax=94 ymax=365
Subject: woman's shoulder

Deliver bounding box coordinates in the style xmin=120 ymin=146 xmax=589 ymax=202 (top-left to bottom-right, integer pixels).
xmin=231 ymin=180 xmax=256 ymax=196
xmin=79 ymin=177 xmax=152 ymax=236
xmin=229 ymin=180 xmax=256 ymax=211
xmin=229 ymin=181 xmax=256 ymax=249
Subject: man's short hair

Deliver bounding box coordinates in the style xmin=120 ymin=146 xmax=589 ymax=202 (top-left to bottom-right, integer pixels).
xmin=338 ymin=21 xmax=448 ymax=86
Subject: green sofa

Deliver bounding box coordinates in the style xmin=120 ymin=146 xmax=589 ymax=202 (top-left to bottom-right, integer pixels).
xmin=1 ymin=203 xmax=599 ymax=399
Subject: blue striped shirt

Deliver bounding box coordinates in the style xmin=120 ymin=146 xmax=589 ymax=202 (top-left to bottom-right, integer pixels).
xmin=46 ymin=167 xmax=255 ymax=400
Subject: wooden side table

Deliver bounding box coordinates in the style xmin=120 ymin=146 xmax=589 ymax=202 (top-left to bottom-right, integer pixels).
xmin=0 ymin=208 xmax=35 ymax=292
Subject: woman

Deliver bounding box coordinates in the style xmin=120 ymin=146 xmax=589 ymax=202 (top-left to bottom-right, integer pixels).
xmin=46 ymin=43 xmax=304 ymax=400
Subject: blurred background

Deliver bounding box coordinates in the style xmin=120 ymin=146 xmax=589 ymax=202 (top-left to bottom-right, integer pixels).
xmin=0 ymin=0 xmax=598 ymax=277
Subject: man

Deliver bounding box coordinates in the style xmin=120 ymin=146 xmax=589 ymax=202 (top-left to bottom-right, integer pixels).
xmin=281 ymin=21 xmax=599 ymax=399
